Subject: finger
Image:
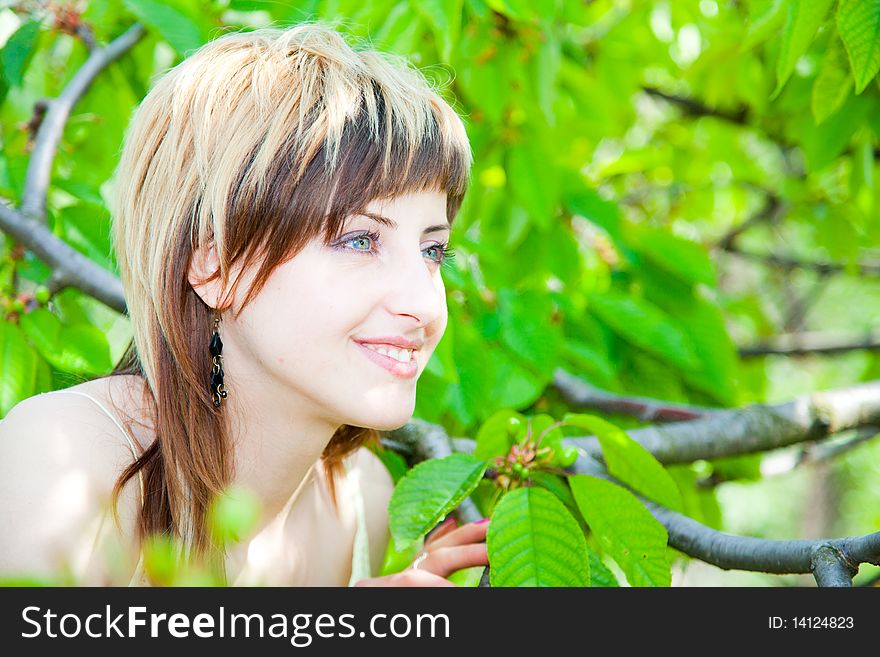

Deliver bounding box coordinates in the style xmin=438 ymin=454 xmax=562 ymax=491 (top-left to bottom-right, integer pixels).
xmin=353 ymin=570 xmax=457 ymax=587
xmin=425 ymin=516 xmax=458 ymax=544
xmin=424 ymin=543 xmax=489 ymax=578
xmin=402 ymin=569 xmax=458 ymax=587
xmin=429 ymin=518 xmax=489 ymax=550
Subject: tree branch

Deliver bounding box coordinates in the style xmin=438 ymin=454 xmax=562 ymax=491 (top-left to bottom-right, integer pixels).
xmin=641 ymin=86 xmax=750 ymax=126
xmin=561 ymin=378 xmax=880 ymax=465
xmin=722 ymin=245 xmax=880 ymax=277
xmin=449 ymin=435 xmax=880 ymax=585
xmin=716 ymin=191 xmax=785 ymax=251
xmin=738 ymin=330 xmax=880 ymax=357
xmin=0 ymin=24 xmax=144 ymax=313
xmin=0 ymin=200 xmax=126 ymax=311
xmin=568 ymin=451 xmax=880 ymax=583
xmin=811 ymin=545 xmax=859 ymax=587
xmin=384 ymin=419 xmax=482 ymax=525
xmin=552 ymin=368 xmax=712 ymax=422
xmin=697 ymin=426 xmax=880 ymax=486
xmin=20 ymin=23 xmax=145 ymax=223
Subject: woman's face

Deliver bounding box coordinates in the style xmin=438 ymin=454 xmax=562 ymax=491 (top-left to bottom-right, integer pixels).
xmin=216 ymin=190 xmax=451 ymax=431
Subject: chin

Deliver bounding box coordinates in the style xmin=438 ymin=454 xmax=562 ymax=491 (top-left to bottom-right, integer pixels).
xmin=350 ymin=407 xmax=414 ymax=432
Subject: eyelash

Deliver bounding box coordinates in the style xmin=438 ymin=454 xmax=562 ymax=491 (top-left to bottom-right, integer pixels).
xmin=335 ymin=230 xmax=457 ymax=267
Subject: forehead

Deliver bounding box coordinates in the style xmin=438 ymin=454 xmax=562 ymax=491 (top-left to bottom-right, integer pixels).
xmin=359 ymin=191 xmax=449 ymax=226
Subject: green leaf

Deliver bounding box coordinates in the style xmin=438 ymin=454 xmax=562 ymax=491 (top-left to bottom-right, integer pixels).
xmin=507 ymin=141 xmax=558 ymax=229
xmin=412 ymin=0 xmax=463 ymax=62
xmin=388 ymin=454 xmax=488 ymax=550
xmin=123 ymin=0 xmax=205 ymax=57
xmin=561 ymin=413 xmax=682 ymax=512
xmin=208 ymin=485 xmax=261 ymax=544
xmin=570 ymin=474 xmax=671 ymax=587
xmin=59 ymin=203 xmax=114 ymax=271
xmin=633 ymin=226 xmax=716 ymax=287
xmin=19 ymin=309 xmax=112 ymax=375
xmin=742 ymin=0 xmax=787 ymax=51
xmin=474 ymin=408 xmax=527 ymax=460
xmin=588 ymin=292 xmax=700 ymax=372
xmin=487 ymin=487 xmax=590 ymax=587
xmin=533 ymin=25 xmax=560 ymax=125
xmin=529 ymin=414 xmax=577 ymax=467
xmin=799 ymin=92 xmax=873 ymax=171
xmin=448 ymin=319 xmax=494 ymax=426
xmin=812 ymin=33 xmax=854 ymax=124
xmin=0 ymin=321 xmax=39 ymax=416
xmin=488 ymin=348 xmax=545 ymax=409
xmin=1 ymin=19 xmax=41 ymax=87
xmin=498 ymin=288 xmax=562 ymax=377
xmin=773 ymin=0 xmax=835 ymax=98
xmin=561 ymin=340 xmax=617 ymax=390
xmin=529 ymin=470 xmax=588 ymax=534
xmin=837 ymin=0 xmax=880 ymax=93
xmin=372 ymin=446 xmax=409 ymax=485
xmin=588 ymin=549 xmax=619 ymax=587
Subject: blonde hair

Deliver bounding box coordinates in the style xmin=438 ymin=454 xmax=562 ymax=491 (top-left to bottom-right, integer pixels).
xmin=108 ymin=21 xmax=472 ymax=578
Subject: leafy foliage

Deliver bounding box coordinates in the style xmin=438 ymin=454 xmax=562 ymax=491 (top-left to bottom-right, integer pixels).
xmin=2 ymin=0 xmax=879 ymax=586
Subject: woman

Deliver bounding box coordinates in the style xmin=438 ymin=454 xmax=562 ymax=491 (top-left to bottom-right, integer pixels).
xmin=0 ymin=22 xmax=488 ymax=586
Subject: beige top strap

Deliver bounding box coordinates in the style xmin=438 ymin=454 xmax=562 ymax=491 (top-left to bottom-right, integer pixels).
xmin=43 ymin=390 xmax=146 ymax=504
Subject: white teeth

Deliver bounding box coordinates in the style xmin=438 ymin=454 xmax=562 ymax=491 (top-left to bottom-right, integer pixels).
xmin=363 ymin=343 xmax=413 ymax=363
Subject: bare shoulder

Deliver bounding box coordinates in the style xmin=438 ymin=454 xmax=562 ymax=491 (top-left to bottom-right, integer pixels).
xmin=348 ymin=445 xmax=394 ymax=507
xmin=0 ymin=377 xmax=148 ymax=580
xmin=347 ymin=446 xmax=395 ymax=575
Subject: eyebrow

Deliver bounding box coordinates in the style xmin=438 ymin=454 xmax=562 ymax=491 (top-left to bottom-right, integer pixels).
xmin=360 ymin=212 xmax=450 ymax=236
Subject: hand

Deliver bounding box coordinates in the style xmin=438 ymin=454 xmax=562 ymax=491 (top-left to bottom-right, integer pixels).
xmin=352 ymin=517 xmax=490 ymax=587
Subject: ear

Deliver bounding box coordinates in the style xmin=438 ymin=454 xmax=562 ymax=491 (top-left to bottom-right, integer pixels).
xmin=188 ymin=239 xmax=228 ymax=310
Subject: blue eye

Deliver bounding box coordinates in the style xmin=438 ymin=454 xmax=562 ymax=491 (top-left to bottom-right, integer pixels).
xmin=336 ymin=230 xmax=381 ymax=253
xmin=335 ymin=230 xmax=456 ymax=267
xmin=424 ymin=244 xmax=456 ymax=266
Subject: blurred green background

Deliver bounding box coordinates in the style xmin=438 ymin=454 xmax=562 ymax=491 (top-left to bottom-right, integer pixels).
xmin=1 ymin=0 xmax=879 ymax=585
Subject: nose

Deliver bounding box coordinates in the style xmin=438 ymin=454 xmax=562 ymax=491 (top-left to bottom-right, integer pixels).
xmin=383 ymin=249 xmax=447 ymax=328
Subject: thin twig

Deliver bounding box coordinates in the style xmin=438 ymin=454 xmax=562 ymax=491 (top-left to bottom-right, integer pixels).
xmin=20 ymin=23 xmax=145 ymax=223
xmin=739 ymin=330 xmax=880 ymax=358
xmin=723 ymin=246 xmax=880 ymax=277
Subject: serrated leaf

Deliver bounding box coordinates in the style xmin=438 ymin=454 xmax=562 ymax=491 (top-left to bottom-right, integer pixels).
xmin=773 ymin=0 xmax=835 ymax=97
xmin=507 ymin=142 xmax=557 ymax=229
xmin=0 ymin=322 xmax=39 ymax=416
xmin=570 ymin=475 xmax=671 ymax=587
xmin=498 ymin=288 xmax=562 ymax=376
xmin=123 ymin=0 xmax=205 ymax=57
xmin=474 ymin=408 xmax=527 ymax=460
xmin=487 ymin=487 xmax=590 ymax=587
xmin=412 ymin=0 xmax=463 ymax=62
xmin=634 ymin=226 xmax=717 ymax=287
xmin=588 ymin=548 xmax=619 ymax=587
xmin=743 ymin=0 xmax=787 ymax=51
xmin=837 ymin=0 xmax=880 ymax=93
xmin=529 ymin=414 xmax=577 ymax=467
xmin=562 ymin=413 xmax=682 ymax=512
xmin=588 ymin=292 xmax=699 ymax=372
xmin=812 ymin=33 xmax=853 ymax=124
xmin=372 ymin=447 xmax=409 ymax=485
xmin=19 ymin=309 xmax=112 ymax=375
xmin=389 ymin=454 xmax=488 ymax=550
xmin=1 ymin=20 xmax=41 ymax=87
xmin=529 ymin=470 xmax=589 ymax=534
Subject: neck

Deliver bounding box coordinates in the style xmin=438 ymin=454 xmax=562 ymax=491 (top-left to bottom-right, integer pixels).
xmin=220 ymin=349 xmax=341 ymax=533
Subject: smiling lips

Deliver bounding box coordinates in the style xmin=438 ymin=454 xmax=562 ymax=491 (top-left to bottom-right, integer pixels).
xmin=355 ymin=340 xmax=419 ymax=378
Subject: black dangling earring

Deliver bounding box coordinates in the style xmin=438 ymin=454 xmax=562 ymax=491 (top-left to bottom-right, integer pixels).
xmin=209 ymin=313 xmax=228 ymax=407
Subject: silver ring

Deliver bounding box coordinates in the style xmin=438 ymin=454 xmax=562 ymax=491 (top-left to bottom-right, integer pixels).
xmin=410 ymin=551 xmax=429 ymax=570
